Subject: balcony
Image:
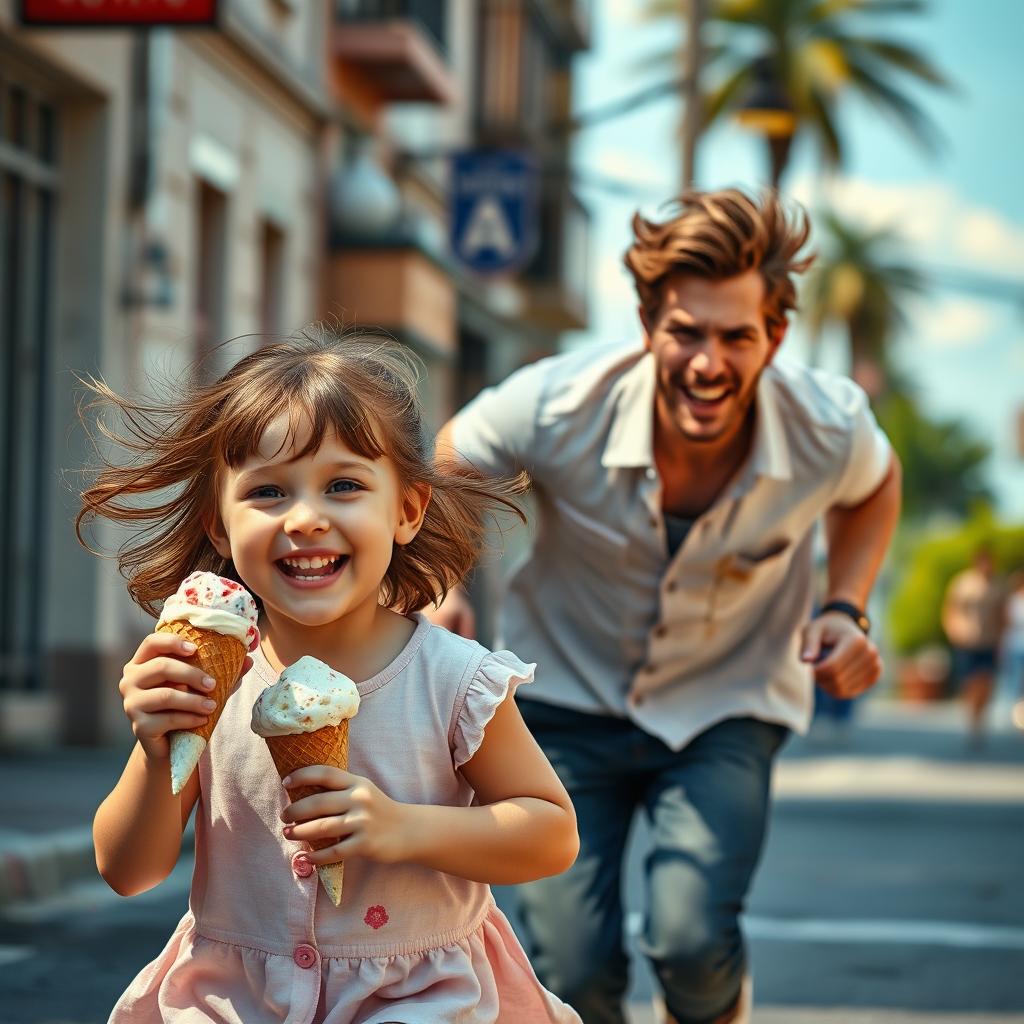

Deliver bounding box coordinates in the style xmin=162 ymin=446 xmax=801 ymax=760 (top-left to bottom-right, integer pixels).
xmin=333 ymin=0 xmax=456 ymax=105
xmin=522 ymin=185 xmax=589 ymax=331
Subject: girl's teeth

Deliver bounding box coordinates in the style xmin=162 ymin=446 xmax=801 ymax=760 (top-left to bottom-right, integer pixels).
xmin=284 ymin=556 xmax=338 ymax=569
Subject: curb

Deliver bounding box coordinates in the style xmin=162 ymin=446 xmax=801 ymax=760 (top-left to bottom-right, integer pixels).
xmin=0 ymin=825 xmax=195 ymax=910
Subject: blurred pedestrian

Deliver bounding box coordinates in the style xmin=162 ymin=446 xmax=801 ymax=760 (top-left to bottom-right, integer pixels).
xmin=941 ymin=545 xmax=1005 ymax=747
xmin=431 ymin=189 xmax=902 ymax=1024
xmin=1001 ymin=569 xmax=1024 ymax=731
xmin=78 ymin=332 xmax=582 ymax=1024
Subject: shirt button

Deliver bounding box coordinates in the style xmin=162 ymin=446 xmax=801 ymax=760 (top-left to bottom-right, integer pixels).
xmin=293 ymin=944 xmax=318 ymax=969
xmin=645 ymin=468 xmax=657 ymax=480
xmin=666 ymin=581 xmax=677 ymax=592
xmin=644 ymin=663 xmax=657 ymax=674
xmin=649 ymin=515 xmax=659 ymax=529
xmin=654 ymin=626 xmax=667 ymax=638
xmin=292 ymin=853 xmax=314 ymax=878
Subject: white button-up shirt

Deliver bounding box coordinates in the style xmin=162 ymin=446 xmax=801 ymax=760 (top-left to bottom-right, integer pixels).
xmin=450 ymin=341 xmax=892 ymax=750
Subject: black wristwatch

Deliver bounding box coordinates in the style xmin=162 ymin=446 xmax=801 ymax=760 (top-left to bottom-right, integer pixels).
xmin=819 ymin=600 xmax=871 ymax=635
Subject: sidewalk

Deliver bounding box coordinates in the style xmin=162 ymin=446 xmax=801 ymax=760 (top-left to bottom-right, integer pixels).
xmin=0 ymin=744 xmax=195 ymax=907
xmin=2 ymin=699 xmax=1022 ymax=909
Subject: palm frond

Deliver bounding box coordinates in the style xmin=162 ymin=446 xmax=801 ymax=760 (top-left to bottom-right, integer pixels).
xmin=631 ymin=45 xmax=689 ymax=79
xmin=708 ymin=0 xmax=772 ymax=29
xmin=806 ymin=84 xmax=844 ymax=164
xmin=639 ymin=0 xmax=695 ymax=22
xmin=808 ymin=0 xmax=927 ymax=20
xmin=826 ymin=35 xmax=951 ymax=86
xmin=845 ymin=57 xmax=945 ymax=152
xmin=700 ymin=65 xmax=755 ymax=128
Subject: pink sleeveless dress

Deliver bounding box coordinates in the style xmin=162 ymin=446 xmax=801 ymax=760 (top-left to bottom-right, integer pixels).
xmin=109 ymin=613 xmax=581 ymax=1024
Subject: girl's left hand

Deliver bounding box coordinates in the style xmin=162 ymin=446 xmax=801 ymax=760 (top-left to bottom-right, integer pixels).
xmin=280 ymin=767 xmax=413 ymax=867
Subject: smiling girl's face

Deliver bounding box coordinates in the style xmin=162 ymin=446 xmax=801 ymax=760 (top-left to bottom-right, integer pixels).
xmin=208 ymin=412 xmax=426 ymax=637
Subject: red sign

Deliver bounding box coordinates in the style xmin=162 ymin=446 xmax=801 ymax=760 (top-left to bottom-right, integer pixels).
xmin=20 ymin=0 xmax=217 ymax=25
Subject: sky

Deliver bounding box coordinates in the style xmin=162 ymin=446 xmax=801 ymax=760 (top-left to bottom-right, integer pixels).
xmin=566 ymin=0 xmax=1024 ymax=520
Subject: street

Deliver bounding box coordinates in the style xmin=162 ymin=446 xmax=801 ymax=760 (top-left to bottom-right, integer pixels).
xmin=2 ymin=701 xmax=1023 ymax=1023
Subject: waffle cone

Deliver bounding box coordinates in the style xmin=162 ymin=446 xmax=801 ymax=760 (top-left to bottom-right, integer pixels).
xmin=266 ymin=720 xmax=349 ymax=905
xmin=157 ymin=621 xmax=246 ymax=793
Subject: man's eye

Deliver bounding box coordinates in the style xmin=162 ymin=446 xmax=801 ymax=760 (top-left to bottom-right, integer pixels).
xmin=328 ymin=479 xmax=361 ymax=494
xmin=248 ymin=485 xmax=283 ymax=499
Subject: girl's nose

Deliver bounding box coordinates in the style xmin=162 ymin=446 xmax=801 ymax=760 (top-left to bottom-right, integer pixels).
xmin=284 ymin=501 xmax=329 ymax=535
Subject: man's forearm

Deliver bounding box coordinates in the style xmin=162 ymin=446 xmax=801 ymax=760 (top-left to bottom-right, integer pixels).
xmin=824 ymin=453 xmax=902 ymax=606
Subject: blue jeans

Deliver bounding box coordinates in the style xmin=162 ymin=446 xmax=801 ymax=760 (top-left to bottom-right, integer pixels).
xmin=516 ymin=700 xmax=788 ymax=1024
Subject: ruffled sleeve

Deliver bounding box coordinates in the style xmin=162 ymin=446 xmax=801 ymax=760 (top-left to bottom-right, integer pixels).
xmin=452 ymin=650 xmax=536 ymax=769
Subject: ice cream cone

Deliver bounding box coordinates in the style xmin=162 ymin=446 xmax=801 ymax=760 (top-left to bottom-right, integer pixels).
xmin=158 ymin=620 xmax=247 ymax=795
xmin=251 ymin=656 xmax=360 ymax=908
xmin=155 ymin=571 xmax=260 ymax=796
xmin=266 ymin=720 xmax=350 ymax=906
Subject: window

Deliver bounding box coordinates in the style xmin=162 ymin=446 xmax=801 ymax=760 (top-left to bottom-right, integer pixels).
xmin=258 ymin=219 xmax=286 ymax=337
xmin=194 ymin=179 xmax=228 ymax=359
xmin=0 ymin=77 xmax=58 ymax=692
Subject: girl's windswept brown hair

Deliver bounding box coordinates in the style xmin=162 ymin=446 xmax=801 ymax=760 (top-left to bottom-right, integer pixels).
xmin=77 ymin=327 xmax=527 ymax=617
xmin=624 ymin=188 xmax=814 ymax=336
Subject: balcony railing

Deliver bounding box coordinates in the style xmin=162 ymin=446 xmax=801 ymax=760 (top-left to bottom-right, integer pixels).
xmin=333 ymin=0 xmax=454 ymax=105
xmin=335 ymin=0 xmax=447 ymax=59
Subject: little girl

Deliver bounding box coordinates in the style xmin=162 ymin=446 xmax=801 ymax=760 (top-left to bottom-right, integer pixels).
xmin=80 ymin=330 xmax=581 ymax=1024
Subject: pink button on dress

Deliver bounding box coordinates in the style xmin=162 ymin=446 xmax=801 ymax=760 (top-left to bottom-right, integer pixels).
xmin=108 ymin=614 xmax=581 ymax=1024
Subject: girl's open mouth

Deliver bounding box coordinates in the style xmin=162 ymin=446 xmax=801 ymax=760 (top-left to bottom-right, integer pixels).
xmin=275 ymin=554 xmax=349 ymax=585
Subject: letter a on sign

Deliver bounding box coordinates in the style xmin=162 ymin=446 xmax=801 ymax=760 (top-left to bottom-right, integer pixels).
xmin=460 ymin=197 xmax=515 ymax=262
xmin=449 ymin=149 xmax=537 ymax=275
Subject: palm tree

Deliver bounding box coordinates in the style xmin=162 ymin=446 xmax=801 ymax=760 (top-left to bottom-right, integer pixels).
xmin=802 ymin=211 xmax=992 ymax=526
xmin=801 ymin=208 xmax=926 ymax=389
xmin=643 ymin=0 xmax=950 ymax=186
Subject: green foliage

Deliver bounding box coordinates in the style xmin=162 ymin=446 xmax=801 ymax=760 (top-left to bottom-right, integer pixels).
xmin=887 ymin=508 xmax=1024 ymax=654
xmin=802 ymin=208 xmax=927 ymax=368
xmin=798 ymin=209 xmax=993 ymax=524
xmin=875 ymin=389 xmax=992 ymax=522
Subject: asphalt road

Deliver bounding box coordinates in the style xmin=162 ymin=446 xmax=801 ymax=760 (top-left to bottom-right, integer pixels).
xmin=2 ymin=701 xmax=1023 ymax=1024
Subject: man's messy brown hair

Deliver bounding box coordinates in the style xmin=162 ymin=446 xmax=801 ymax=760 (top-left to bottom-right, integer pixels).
xmin=624 ymin=188 xmax=814 ymax=335
xmin=77 ymin=328 xmax=526 ymax=617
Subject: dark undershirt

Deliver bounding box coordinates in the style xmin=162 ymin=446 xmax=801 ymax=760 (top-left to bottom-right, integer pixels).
xmin=664 ymin=512 xmax=695 ymax=559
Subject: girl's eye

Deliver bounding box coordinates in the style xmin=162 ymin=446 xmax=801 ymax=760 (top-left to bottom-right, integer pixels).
xmin=328 ymin=479 xmax=362 ymax=494
xmin=248 ymin=484 xmax=283 ymax=499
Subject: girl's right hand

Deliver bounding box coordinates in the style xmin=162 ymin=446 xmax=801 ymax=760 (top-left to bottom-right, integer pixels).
xmin=119 ymin=633 xmax=219 ymax=761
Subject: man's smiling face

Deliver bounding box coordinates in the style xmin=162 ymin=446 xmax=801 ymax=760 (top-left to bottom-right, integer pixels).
xmin=643 ymin=268 xmax=783 ymax=450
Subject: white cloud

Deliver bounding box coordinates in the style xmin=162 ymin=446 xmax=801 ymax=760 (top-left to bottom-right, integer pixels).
xmin=587 ymin=147 xmax=676 ymax=195
xmin=956 ymin=209 xmax=1024 ymax=270
xmin=908 ymin=297 xmax=997 ymax=349
xmin=606 ymin=0 xmax=641 ymax=22
xmin=789 ymin=175 xmax=1024 ymax=279
xmin=594 ymin=250 xmax=638 ymax=321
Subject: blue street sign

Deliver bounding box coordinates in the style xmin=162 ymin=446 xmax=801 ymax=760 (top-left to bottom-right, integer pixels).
xmin=449 ymin=150 xmax=538 ymax=276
